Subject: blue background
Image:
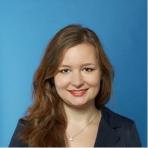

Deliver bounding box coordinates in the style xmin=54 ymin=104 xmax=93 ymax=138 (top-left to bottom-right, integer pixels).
xmin=0 ymin=0 xmax=147 ymax=146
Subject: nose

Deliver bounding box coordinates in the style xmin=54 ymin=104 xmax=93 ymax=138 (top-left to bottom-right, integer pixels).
xmin=71 ymin=71 xmax=84 ymax=88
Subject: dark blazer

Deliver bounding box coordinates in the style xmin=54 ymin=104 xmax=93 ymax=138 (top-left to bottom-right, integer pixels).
xmin=9 ymin=107 xmax=141 ymax=147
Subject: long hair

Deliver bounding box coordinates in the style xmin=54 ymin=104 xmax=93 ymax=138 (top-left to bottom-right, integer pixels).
xmin=21 ymin=24 xmax=114 ymax=146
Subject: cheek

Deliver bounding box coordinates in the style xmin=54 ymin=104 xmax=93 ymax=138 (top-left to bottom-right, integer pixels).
xmin=85 ymin=73 xmax=101 ymax=87
xmin=54 ymin=75 xmax=70 ymax=89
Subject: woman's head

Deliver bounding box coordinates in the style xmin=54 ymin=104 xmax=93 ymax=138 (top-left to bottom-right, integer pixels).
xmin=34 ymin=24 xmax=114 ymax=109
xmin=54 ymin=43 xmax=101 ymax=108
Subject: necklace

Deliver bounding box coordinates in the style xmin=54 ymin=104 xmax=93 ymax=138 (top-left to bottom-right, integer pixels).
xmin=67 ymin=112 xmax=98 ymax=141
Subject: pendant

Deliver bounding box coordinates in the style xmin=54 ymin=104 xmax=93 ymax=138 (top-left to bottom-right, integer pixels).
xmin=68 ymin=137 xmax=73 ymax=141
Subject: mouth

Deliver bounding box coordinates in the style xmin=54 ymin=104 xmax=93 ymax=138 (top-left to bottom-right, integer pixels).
xmin=68 ymin=89 xmax=89 ymax=97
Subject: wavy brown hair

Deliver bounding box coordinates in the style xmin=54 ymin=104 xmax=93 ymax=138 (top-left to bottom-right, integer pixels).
xmin=21 ymin=24 xmax=114 ymax=146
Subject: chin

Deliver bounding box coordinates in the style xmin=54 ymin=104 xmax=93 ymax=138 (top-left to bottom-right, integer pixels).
xmin=66 ymin=99 xmax=93 ymax=109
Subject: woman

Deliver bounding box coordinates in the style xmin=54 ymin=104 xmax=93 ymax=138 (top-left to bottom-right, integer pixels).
xmin=9 ymin=24 xmax=141 ymax=147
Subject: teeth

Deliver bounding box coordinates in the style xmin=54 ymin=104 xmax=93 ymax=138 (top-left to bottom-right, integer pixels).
xmin=71 ymin=90 xmax=86 ymax=93
xmin=69 ymin=89 xmax=88 ymax=96
xmin=72 ymin=91 xmax=84 ymax=94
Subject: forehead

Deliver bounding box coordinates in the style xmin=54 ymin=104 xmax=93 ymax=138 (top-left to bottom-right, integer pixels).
xmin=60 ymin=43 xmax=98 ymax=66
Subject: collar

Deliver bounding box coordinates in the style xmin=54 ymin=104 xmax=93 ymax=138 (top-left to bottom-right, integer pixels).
xmin=94 ymin=107 xmax=121 ymax=147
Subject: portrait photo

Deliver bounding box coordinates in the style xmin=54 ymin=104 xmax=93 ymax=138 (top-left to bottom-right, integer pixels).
xmin=0 ymin=0 xmax=146 ymax=147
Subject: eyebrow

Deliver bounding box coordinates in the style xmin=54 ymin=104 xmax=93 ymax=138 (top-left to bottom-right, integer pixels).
xmin=60 ymin=63 xmax=96 ymax=68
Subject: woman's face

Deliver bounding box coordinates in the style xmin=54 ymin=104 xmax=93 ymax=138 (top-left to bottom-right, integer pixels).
xmin=54 ymin=43 xmax=101 ymax=108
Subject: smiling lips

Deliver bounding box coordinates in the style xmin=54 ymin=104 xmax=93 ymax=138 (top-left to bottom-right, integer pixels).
xmin=68 ymin=89 xmax=88 ymax=97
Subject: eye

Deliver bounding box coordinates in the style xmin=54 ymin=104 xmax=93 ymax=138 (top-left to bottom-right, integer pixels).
xmin=82 ymin=67 xmax=95 ymax=72
xmin=59 ymin=69 xmax=71 ymax=74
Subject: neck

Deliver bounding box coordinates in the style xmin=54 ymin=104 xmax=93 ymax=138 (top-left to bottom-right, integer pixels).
xmin=64 ymin=101 xmax=99 ymax=125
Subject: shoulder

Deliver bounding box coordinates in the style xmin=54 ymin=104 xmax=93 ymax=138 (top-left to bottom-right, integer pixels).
xmin=9 ymin=118 xmax=28 ymax=147
xmin=13 ymin=118 xmax=28 ymax=133
xmin=100 ymin=107 xmax=141 ymax=147
xmin=102 ymin=107 xmax=135 ymax=127
xmin=16 ymin=118 xmax=28 ymax=127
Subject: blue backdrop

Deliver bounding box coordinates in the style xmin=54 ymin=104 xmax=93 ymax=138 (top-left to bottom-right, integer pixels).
xmin=0 ymin=0 xmax=146 ymax=146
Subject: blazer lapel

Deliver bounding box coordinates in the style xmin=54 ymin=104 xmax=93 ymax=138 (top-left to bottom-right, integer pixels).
xmin=94 ymin=108 xmax=121 ymax=147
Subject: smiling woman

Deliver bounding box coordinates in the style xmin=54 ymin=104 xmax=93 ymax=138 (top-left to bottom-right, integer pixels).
xmin=9 ymin=24 xmax=141 ymax=147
